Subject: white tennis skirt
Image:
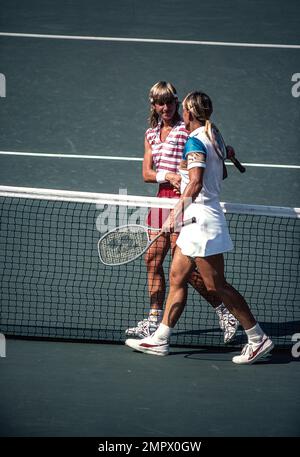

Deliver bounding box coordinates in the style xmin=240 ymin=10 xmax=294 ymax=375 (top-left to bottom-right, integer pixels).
xmin=176 ymin=202 xmax=233 ymax=258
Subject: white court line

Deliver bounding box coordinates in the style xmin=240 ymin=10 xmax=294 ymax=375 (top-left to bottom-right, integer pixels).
xmin=0 ymin=151 xmax=143 ymax=161
xmin=0 ymin=32 xmax=299 ymax=49
xmin=0 ymin=150 xmax=299 ymax=169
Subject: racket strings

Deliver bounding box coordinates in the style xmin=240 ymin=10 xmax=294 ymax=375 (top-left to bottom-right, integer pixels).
xmin=99 ymin=227 xmax=149 ymax=265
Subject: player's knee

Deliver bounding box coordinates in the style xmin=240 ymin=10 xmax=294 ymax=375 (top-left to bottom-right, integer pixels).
xmin=144 ymin=250 xmax=163 ymax=268
xmin=210 ymin=282 xmax=228 ymax=296
xmin=169 ymin=267 xmax=185 ymax=288
xmin=205 ymin=280 xmax=226 ymax=296
xmin=205 ymin=284 xmax=217 ymax=295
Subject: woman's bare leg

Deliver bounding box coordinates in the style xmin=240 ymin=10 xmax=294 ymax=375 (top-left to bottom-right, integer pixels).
xmin=145 ymin=232 xmax=171 ymax=309
xmin=195 ymin=254 xmax=256 ymax=330
xmin=161 ymin=247 xmax=195 ymax=327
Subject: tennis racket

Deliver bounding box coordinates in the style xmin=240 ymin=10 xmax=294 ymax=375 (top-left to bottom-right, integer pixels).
xmin=205 ymin=121 xmax=246 ymax=173
xmin=98 ymin=217 xmax=196 ymax=266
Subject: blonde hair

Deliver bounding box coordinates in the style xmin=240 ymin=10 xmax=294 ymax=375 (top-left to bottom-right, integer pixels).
xmin=183 ymin=91 xmax=213 ymax=126
xmin=148 ymin=81 xmax=180 ymax=128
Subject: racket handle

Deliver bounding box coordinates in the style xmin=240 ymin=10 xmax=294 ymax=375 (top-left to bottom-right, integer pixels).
xmin=178 ymin=217 xmax=196 ymax=228
xmin=162 ymin=216 xmax=196 ymax=234
xmin=230 ymin=157 xmax=246 ymax=173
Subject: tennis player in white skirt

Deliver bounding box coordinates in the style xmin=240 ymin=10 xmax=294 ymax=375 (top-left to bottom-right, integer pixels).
xmin=126 ymin=91 xmax=274 ymax=364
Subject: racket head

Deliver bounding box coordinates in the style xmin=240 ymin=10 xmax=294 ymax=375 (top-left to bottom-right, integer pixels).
xmin=206 ymin=122 xmax=227 ymax=161
xmin=98 ymin=224 xmax=156 ymax=266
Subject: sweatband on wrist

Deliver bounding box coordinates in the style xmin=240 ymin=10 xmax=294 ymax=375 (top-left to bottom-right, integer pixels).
xmin=156 ymin=170 xmax=168 ymax=183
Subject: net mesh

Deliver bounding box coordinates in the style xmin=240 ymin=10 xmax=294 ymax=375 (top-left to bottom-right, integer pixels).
xmin=0 ymin=186 xmax=299 ymax=348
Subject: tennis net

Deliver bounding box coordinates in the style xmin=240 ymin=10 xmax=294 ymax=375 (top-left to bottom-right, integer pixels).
xmin=0 ymin=186 xmax=299 ymax=348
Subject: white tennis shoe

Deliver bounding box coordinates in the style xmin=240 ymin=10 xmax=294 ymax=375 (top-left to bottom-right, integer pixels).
xmin=125 ymin=334 xmax=169 ymax=356
xmin=232 ymin=337 xmax=274 ymax=364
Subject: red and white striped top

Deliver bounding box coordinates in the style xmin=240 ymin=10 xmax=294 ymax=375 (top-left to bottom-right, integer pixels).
xmin=145 ymin=121 xmax=188 ymax=173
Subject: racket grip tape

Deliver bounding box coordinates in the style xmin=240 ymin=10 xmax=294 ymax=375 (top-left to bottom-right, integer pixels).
xmin=178 ymin=217 xmax=196 ymax=227
xmin=230 ymin=157 xmax=246 ymax=173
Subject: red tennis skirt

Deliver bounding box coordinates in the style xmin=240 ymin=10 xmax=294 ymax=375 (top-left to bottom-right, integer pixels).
xmin=146 ymin=184 xmax=179 ymax=229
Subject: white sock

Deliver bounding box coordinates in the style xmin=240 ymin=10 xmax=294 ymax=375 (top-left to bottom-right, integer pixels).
xmin=154 ymin=323 xmax=172 ymax=341
xmin=148 ymin=309 xmax=163 ymax=323
xmin=246 ymin=323 xmax=266 ymax=344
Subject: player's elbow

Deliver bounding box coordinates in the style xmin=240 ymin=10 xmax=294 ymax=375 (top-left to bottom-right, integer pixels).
xmin=143 ymin=171 xmax=152 ymax=182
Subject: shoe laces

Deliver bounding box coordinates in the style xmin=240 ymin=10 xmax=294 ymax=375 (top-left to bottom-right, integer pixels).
xmin=221 ymin=306 xmax=238 ymax=326
xmin=224 ymin=313 xmax=237 ymax=326
xmin=141 ymin=318 xmax=159 ymax=330
xmin=132 ymin=318 xmax=148 ymax=331
xmin=241 ymin=343 xmax=253 ymax=356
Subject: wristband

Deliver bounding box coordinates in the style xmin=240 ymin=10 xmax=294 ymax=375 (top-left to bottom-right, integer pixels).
xmin=156 ymin=170 xmax=168 ymax=183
